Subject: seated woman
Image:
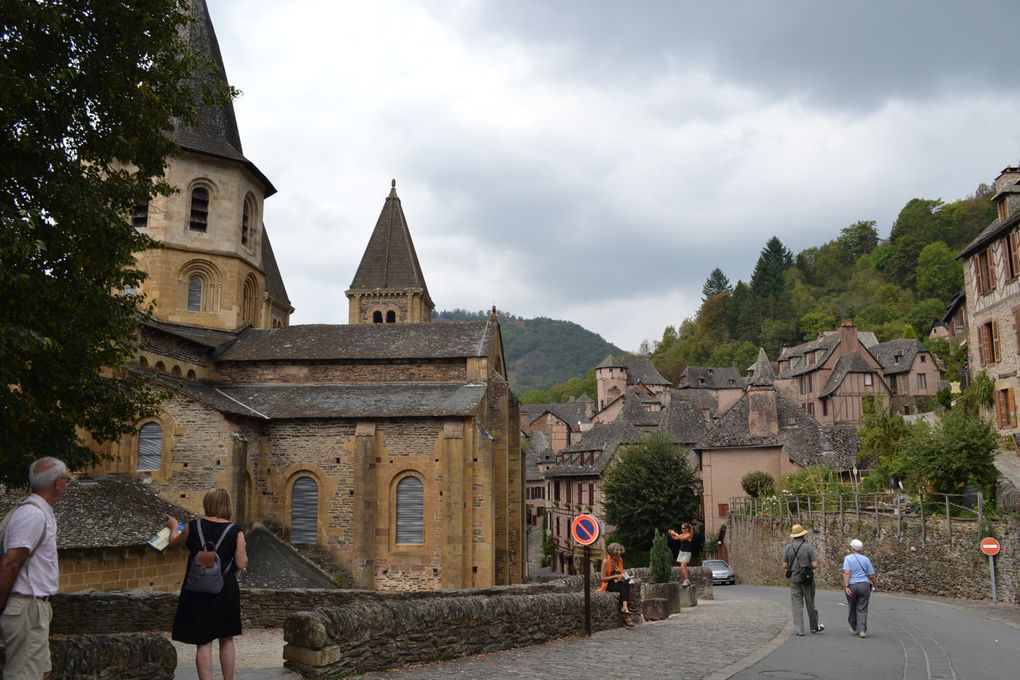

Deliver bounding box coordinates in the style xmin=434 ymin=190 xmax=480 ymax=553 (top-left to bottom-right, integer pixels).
xmin=597 ymin=542 xmax=636 ymax=628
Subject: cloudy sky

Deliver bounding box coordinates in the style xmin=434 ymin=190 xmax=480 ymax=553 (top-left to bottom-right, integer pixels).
xmin=207 ymin=0 xmax=1020 ymax=352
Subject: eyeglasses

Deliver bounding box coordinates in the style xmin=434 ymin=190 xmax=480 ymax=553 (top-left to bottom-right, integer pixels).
xmin=57 ymin=475 xmax=72 ymax=484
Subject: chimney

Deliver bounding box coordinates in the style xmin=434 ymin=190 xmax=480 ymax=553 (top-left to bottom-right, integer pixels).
xmin=993 ymin=165 xmax=1020 ymax=221
xmin=994 ymin=165 xmax=1020 ymax=193
xmin=838 ymin=319 xmax=859 ymax=355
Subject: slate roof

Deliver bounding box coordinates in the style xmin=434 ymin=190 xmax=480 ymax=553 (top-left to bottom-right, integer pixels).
xmin=669 ymin=388 xmax=721 ymax=418
xmin=748 ymin=348 xmax=776 ymax=387
xmin=777 ymin=329 xmax=878 ymax=378
xmin=176 ymin=0 xmax=275 ymax=195
xmin=261 ymin=231 xmax=291 ymax=308
xmin=938 ymin=290 xmax=966 ymax=324
xmin=821 ymin=354 xmax=880 ymax=397
xmin=216 ymin=320 xmax=495 ymax=362
xmin=959 ymin=208 xmax=1020 ymax=259
xmin=347 ymin=181 xmax=433 ymax=309
xmin=869 ymin=339 xmax=928 ymax=375
xmin=622 ymin=357 xmax=671 ymax=386
xmin=213 ymin=383 xmax=488 ymax=419
xmin=0 ymin=476 xmax=193 ymax=550
xmin=546 ymin=389 xmax=702 ymax=478
xmin=595 ymin=354 xmax=624 ymax=369
xmin=695 ymin=390 xmax=857 ymax=470
xmin=142 ymin=318 xmax=239 ymax=349
xmin=524 ymin=431 xmax=554 ymax=482
xmin=521 ymin=401 xmax=591 ymax=428
xmin=678 ymin=367 xmax=745 ymax=390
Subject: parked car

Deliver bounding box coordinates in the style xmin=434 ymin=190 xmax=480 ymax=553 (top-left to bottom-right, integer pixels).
xmin=702 ymin=559 xmax=735 ymax=585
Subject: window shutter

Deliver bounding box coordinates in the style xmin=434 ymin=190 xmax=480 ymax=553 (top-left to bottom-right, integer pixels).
xmin=137 ymin=423 xmax=162 ymax=471
xmin=978 ymin=325 xmax=988 ymax=366
xmin=189 ymin=187 xmax=209 ymax=231
xmin=187 ymin=276 xmax=203 ymax=312
xmin=1010 ymin=389 xmax=1018 ymax=428
xmin=1011 ymin=233 xmax=1020 ymax=278
xmin=396 ymin=476 xmax=424 ymax=544
xmin=989 ymin=248 xmax=998 ymax=290
xmin=995 ymin=391 xmax=1005 ymax=428
xmin=993 ymin=320 xmax=1002 ymax=362
xmin=291 ymin=476 xmax=318 ymax=544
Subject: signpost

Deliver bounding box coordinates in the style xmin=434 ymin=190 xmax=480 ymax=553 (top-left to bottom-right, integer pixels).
xmin=571 ymin=514 xmax=601 ymax=636
xmin=980 ymin=536 xmax=1000 ymax=602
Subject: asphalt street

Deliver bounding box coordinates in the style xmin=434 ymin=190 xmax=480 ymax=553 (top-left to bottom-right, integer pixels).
xmin=725 ymin=585 xmax=1020 ymax=680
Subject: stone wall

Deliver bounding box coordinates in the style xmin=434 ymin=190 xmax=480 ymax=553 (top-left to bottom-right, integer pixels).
xmin=729 ymin=513 xmax=1019 ymax=603
xmin=0 ymin=633 xmax=175 ymax=680
xmin=60 ymin=546 xmax=183 ymax=593
xmin=282 ymin=592 xmax=622 ymax=678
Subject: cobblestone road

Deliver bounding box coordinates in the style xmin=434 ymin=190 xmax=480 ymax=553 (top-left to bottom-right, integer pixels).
xmin=357 ymin=595 xmax=789 ymax=679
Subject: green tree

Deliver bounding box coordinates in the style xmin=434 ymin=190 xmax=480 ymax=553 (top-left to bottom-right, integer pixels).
xmin=648 ymin=529 xmax=673 ymax=583
xmin=896 ymin=408 xmax=1001 ymax=496
xmin=799 ymin=309 xmax=837 ymax=339
xmin=837 ymin=220 xmax=880 ymax=262
xmin=1 ymin=0 xmax=216 ymax=484
xmin=601 ymin=433 xmax=700 ymax=548
xmin=856 ymin=396 xmax=910 ymax=466
xmin=702 ymin=268 xmax=732 ymax=299
xmin=750 ymin=236 xmax=794 ymax=299
xmin=915 ymin=242 xmax=963 ymax=302
xmin=741 ymin=471 xmax=776 ymax=498
xmin=884 ymin=198 xmax=948 ymax=287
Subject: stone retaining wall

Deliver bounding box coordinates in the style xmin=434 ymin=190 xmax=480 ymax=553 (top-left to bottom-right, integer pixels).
xmin=282 ymin=592 xmax=622 ymax=678
xmin=729 ymin=514 xmax=1019 ymax=603
xmin=0 ymin=634 xmax=175 ymax=680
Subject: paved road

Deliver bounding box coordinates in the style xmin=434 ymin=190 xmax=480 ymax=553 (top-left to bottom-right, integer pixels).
xmin=171 ymin=587 xmax=1019 ymax=679
xmin=727 ymin=586 xmax=1020 ymax=680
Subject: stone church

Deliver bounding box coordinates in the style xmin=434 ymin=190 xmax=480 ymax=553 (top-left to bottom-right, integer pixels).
xmin=92 ymin=0 xmax=524 ymax=591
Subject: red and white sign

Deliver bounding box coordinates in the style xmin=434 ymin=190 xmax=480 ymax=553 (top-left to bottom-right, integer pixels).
xmin=571 ymin=514 xmax=601 ymax=546
xmin=980 ymin=537 xmax=1000 ymax=556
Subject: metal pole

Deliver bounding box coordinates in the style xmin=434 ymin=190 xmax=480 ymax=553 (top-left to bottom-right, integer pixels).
xmin=946 ymin=495 xmax=951 ymax=543
xmin=920 ymin=493 xmax=926 ymax=545
xmin=989 ymin=554 xmax=998 ymax=602
xmin=583 ymin=545 xmax=591 ymax=636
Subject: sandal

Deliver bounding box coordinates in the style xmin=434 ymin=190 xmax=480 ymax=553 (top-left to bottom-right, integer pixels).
xmin=624 ymin=615 xmax=636 ymax=628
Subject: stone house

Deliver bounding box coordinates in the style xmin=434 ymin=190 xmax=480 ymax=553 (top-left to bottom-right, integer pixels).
xmin=90 ymin=0 xmax=524 ymax=592
xmin=675 ymin=366 xmax=746 ymax=418
xmin=520 ymin=399 xmax=593 ymax=453
xmin=524 ymin=430 xmax=554 ymax=528
xmin=930 ymin=291 xmax=968 ymax=343
xmin=775 ymin=321 xmax=940 ymax=424
xmin=543 ymin=390 xmax=707 ymax=572
xmin=695 ymin=349 xmax=858 ymax=542
xmin=959 ymin=164 xmax=1020 ymax=432
xmin=593 ymin=354 xmax=671 ymax=416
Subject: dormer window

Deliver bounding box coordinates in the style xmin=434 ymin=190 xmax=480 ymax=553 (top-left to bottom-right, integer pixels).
xmin=189 ymin=187 xmax=209 ymax=231
xmin=999 ymin=197 xmax=1008 ymax=222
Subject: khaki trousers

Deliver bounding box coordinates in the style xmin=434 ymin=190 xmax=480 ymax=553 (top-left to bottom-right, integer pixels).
xmin=1 ymin=595 xmax=53 ymax=679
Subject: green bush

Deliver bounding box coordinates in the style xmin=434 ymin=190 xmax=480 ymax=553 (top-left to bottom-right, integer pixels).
xmin=648 ymin=529 xmax=673 ymax=583
xmin=741 ymin=471 xmax=776 ymax=497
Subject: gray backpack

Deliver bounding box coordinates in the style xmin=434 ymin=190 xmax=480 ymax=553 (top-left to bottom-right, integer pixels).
xmin=184 ymin=520 xmax=234 ymax=594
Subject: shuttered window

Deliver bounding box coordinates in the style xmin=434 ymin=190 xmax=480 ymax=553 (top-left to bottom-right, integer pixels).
xmin=137 ymin=423 xmax=162 ymax=471
xmin=187 ymin=276 xmax=203 ymax=312
xmin=189 ymin=187 xmax=209 ymax=231
xmin=395 ymin=476 xmax=424 ymax=544
xmin=291 ymin=476 xmax=318 ymax=544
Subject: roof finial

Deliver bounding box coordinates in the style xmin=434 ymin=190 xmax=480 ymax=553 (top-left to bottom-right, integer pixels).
xmin=388 ymin=178 xmax=398 ymax=198
xmin=392 ymin=178 xmax=396 ymax=189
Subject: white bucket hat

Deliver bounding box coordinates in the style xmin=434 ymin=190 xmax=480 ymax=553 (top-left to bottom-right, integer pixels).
xmin=850 ymin=539 xmax=864 ymax=551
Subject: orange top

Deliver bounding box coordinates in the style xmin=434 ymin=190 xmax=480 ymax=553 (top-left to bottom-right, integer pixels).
xmin=597 ymin=555 xmax=623 ymax=592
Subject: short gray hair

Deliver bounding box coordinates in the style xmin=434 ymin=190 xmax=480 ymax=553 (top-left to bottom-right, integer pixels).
xmin=29 ymin=457 xmax=68 ymax=491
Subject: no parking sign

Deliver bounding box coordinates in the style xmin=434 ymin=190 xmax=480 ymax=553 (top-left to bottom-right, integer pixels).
xmin=571 ymin=514 xmax=601 ymax=546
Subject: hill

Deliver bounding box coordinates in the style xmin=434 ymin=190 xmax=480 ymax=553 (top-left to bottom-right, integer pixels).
xmin=436 ymin=310 xmax=622 ymax=394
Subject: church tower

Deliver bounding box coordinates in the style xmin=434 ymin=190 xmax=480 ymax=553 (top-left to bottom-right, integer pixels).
xmin=346 ymin=180 xmax=435 ymax=324
xmin=131 ymin=0 xmax=292 ymax=331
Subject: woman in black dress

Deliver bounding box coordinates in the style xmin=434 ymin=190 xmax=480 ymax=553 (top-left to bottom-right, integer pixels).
xmin=166 ymin=488 xmax=248 ymax=680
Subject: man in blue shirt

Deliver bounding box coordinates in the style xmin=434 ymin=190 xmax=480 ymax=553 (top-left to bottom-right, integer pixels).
xmin=843 ymin=538 xmax=877 ymax=638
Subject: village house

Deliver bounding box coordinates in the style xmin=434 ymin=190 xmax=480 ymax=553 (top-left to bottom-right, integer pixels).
xmin=774 ymin=321 xmax=940 ymax=423
xmin=958 ymin=164 xmax=1020 ymax=432
xmin=87 ymin=0 xmax=524 ymax=592
xmin=696 ymin=349 xmax=858 ymax=543
xmin=593 ymin=354 xmax=672 ymax=423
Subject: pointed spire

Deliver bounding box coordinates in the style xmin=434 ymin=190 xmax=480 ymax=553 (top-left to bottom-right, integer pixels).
xmin=348 ymin=180 xmax=432 ymax=306
xmin=748 ymin=347 xmax=776 ymax=387
xmin=174 ymin=0 xmax=275 ymax=195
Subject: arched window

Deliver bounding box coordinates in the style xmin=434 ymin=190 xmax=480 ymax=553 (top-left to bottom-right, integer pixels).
xmin=189 ymin=186 xmax=209 ymax=231
xmin=291 ymin=476 xmax=318 ymax=544
xmin=242 ymin=275 xmax=259 ymax=325
xmin=385 ymin=310 xmax=396 ymax=323
xmin=241 ymin=197 xmax=252 ymax=246
xmin=171 ymin=365 xmax=182 ymax=378
xmin=187 ymin=275 xmax=203 ymax=311
xmin=138 ymin=356 xmax=149 ymax=369
xmin=137 ymin=422 xmax=162 ymax=471
xmin=132 ymin=203 xmax=148 ymax=229
xmin=395 ymin=476 xmax=424 ymax=544
xmin=373 ymin=311 xmax=383 ymax=323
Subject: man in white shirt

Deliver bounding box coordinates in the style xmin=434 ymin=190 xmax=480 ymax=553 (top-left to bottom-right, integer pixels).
xmin=0 ymin=457 xmax=70 ymax=680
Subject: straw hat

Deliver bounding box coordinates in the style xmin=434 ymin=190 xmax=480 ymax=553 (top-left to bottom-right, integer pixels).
xmin=789 ymin=524 xmax=809 ymax=538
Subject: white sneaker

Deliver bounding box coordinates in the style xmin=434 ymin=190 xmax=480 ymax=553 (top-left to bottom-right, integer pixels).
xmin=859 ymin=631 xmax=867 ymax=638
xmin=681 ymin=579 xmax=690 ymax=587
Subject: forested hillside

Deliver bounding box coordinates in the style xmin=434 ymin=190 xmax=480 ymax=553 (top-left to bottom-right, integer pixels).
xmin=436 ymin=310 xmax=622 ymax=394
xmin=648 ymin=185 xmax=995 ymax=383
